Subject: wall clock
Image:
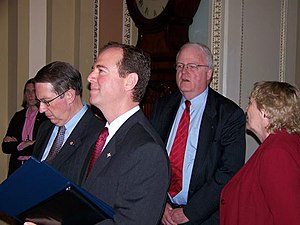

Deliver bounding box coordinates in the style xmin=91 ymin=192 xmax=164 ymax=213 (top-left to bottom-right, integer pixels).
xmin=126 ymin=0 xmax=201 ymax=116
xmin=136 ymin=0 xmax=169 ymax=20
xmin=126 ymin=0 xmax=172 ymax=32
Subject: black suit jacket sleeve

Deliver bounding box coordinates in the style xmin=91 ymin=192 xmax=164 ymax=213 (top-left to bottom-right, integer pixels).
xmin=151 ymin=89 xmax=246 ymax=224
xmin=2 ymin=110 xmax=47 ymax=155
xmin=2 ymin=109 xmax=48 ymax=175
xmin=2 ymin=109 xmax=26 ymax=155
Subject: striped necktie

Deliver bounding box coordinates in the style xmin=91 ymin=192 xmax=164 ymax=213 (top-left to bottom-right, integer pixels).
xmin=86 ymin=127 xmax=109 ymax=177
xmin=46 ymin=126 xmax=66 ymax=163
xmin=168 ymin=100 xmax=191 ymax=197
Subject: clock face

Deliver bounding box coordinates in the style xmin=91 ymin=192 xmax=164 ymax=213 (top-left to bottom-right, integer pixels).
xmin=136 ymin=0 xmax=169 ymax=19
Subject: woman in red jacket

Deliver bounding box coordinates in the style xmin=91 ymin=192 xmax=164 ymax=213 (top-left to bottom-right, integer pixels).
xmin=220 ymin=81 xmax=300 ymax=225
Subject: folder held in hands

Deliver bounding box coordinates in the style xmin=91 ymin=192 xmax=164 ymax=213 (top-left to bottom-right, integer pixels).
xmin=0 ymin=157 xmax=114 ymax=225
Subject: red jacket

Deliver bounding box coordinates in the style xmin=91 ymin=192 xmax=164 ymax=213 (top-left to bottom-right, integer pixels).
xmin=220 ymin=130 xmax=300 ymax=225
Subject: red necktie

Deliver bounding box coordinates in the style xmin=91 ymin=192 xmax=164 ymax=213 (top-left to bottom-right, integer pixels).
xmin=168 ymin=100 xmax=191 ymax=197
xmin=86 ymin=127 xmax=109 ymax=177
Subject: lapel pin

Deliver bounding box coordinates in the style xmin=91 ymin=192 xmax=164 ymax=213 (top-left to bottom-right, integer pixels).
xmin=107 ymin=152 xmax=111 ymax=158
xmin=69 ymin=141 xmax=75 ymax=146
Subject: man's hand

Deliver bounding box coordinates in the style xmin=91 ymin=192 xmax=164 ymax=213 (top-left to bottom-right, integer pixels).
xmin=161 ymin=203 xmax=177 ymax=225
xmin=24 ymin=217 xmax=61 ymax=225
xmin=171 ymin=208 xmax=189 ymax=224
xmin=162 ymin=203 xmax=190 ymax=225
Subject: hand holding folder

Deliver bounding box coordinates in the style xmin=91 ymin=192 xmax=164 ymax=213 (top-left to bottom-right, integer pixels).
xmin=0 ymin=157 xmax=114 ymax=225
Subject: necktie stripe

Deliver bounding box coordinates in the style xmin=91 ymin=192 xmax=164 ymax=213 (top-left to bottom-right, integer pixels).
xmin=86 ymin=127 xmax=109 ymax=177
xmin=168 ymin=100 xmax=191 ymax=197
xmin=46 ymin=126 xmax=66 ymax=163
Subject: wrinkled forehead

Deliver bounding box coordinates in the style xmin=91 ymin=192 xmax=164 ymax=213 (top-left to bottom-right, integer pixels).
xmin=177 ymin=46 xmax=205 ymax=63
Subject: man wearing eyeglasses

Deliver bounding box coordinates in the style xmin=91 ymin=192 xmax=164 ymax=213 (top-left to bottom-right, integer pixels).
xmin=31 ymin=61 xmax=105 ymax=185
xmin=150 ymin=43 xmax=246 ymax=225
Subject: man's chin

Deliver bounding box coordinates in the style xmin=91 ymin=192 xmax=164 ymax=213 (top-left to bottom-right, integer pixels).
xmin=49 ymin=118 xmax=59 ymax=126
xmin=89 ymin=98 xmax=95 ymax=106
xmin=89 ymin=95 xmax=99 ymax=106
xmin=179 ymin=83 xmax=192 ymax=91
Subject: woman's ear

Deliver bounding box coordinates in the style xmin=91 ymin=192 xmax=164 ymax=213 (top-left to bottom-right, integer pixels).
xmin=261 ymin=110 xmax=270 ymax=126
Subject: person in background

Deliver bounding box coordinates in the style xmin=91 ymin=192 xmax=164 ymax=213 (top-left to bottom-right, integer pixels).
xmin=220 ymin=81 xmax=300 ymax=225
xmin=31 ymin=61 xmax=104 ymax=185
xmin=150 ymin=42 xmax=246 ymax=225
xmin=2 ymin=78 xmax=47 ymax=176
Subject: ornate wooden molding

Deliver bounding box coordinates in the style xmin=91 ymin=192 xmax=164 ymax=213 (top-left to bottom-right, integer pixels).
xmin=210 ymin=0 xmax=222 ymax=92
xmin=122 ymin=1 xmax=132 ymax=45
xmin=93 ymin=0 xmax=100 ymax=61
xmin=239 ymin=0 xmax=245 ymax=106
xmin=279 ymin=0 xmax=288 ymax=82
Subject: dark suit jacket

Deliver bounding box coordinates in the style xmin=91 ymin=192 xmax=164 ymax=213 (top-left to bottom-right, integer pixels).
xmin=82 ymin=110 xmax=170 ymax=225
xmin=150 ymin=88 xmax=246 ymax=225
xmin=32 ymin=107 xmax=105 ymax=185
xmin=2 ymin=108 xmax=48 ymax=176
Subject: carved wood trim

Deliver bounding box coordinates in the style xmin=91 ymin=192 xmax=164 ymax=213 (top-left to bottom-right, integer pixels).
xmin=279 ymin=0 xmax=288 ymax=82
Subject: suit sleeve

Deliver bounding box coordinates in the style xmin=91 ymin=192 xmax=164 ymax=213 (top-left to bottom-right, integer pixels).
xmin=2 ymin=112 xmax=23 ymax=154
xmin=184 ymin=108 xmax=246 ymax=224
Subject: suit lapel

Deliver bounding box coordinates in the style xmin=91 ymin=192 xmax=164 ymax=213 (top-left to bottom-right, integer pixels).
xmin=163 ymin=92 xmax=182 ymax=143
xmin=51 ymin=131 xmax=82 ymax=168
xmin=34 ymin=123 xmax=54 ymax=160
xmin=85 ymin=110 xmax=141 ymax=182
xmin=85 ymin=137 xmax=117 ymax=180
xmin=189 ymin=88 xmax=218 ymax=192
xmin=51 ymin=109 xmax=95 ymax=168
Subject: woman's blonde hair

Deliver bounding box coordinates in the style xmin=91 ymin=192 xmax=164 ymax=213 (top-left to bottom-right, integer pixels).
xmin=250 ymin=81 xmax=300 ymax=135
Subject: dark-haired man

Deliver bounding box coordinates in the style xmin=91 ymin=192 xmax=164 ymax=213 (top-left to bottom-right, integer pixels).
xmin=32 ymin=61 xmax=104 ymax=184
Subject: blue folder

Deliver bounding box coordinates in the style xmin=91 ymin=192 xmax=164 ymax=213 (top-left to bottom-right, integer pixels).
xmin=0 ymin=157 xmax=114 ymax=225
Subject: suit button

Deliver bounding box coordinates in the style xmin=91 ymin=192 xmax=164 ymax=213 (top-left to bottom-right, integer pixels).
xmin=221 ymin=199 xmax=225 ymax=205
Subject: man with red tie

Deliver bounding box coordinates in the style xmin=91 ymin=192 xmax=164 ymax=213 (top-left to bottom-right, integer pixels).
xmin=150 ymin=42 xmax=246 ymax=225
xmin=81 ymin=42 xmax=170 ymax=225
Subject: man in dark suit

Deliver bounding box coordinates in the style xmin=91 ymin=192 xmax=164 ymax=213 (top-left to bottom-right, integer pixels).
xmin=150 ymin=43 xmax=246 ymax=225
xmin=81 ymin=42 xmax=170 ymax=225
xmin=32 ymin=61 xmax=104 ymax=185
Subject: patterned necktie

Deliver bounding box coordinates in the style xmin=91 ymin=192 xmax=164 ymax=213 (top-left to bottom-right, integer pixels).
xmin=86 ymin=127 xmax=109 ymax=177
xmin=46 ymin=126 xmax=66 ymax=163
xmin=168 ymin=100 xmax=191 ymax=197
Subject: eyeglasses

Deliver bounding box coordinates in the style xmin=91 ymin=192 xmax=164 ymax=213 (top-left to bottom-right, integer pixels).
xmin=175 ymin=63 xmax=209 ymax=72
xmin=37 ymin=90 xmax=68 ymax=107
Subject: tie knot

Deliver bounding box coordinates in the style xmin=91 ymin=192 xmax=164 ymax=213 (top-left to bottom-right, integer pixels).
xmin=101 ymin=127 xmax=109 ymax=138
xmin=185 ymin=100 xmax=191 ymax=110
xmin=58 ymin=126 xmax=66 ymax=135
xmin=97 ymin=127 xmax=109 ymax=143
